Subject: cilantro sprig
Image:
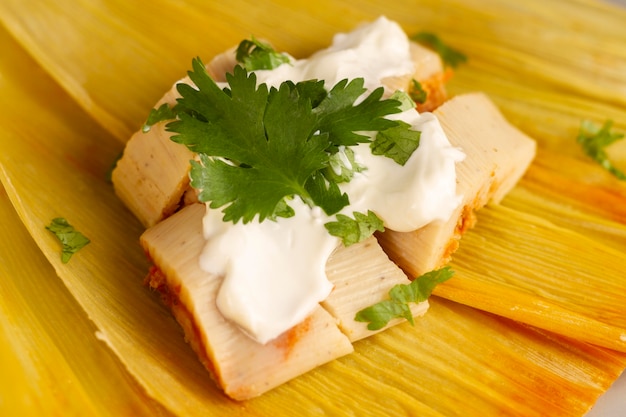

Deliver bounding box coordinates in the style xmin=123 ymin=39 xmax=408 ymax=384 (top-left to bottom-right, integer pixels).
xmin=371 ymin=121 xmax=421 ymax=166
xmin=408 ymin=79 xmax=427 ymax=104
xmin=46 ymin=218 xmax=90 ymax=263
xmin=355 ymin=267 xmax=455 ymax=330
xmin=143 ymin=49 xmax=424 ymax=245
xmin=324 ymin=210 xmax=385 ymax=246
xmin=411 ymin=32 xmax=467 ymax=69
xmin=235 ymin=36 xmax=291 ymax=71
xmin=577 ymin=119 xmax=626 ymax=180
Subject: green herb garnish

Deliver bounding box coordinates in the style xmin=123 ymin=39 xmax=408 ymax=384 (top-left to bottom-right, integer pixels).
xmin=408 ymin=79 xmax=427 ymax=104
xmin=389 ymin=90 xmax=417 ymax=111
xmin=143 ymin=103 xmax=177 ymax=133
xmin=146 ymin=54 xmax=423 ymax=245
xmin=324 ymin=210 xmax=385 ymax=246
xmin=370 ymin=120 xmax=421 ymax=166
xmin=411 ymin=32 xmax=467 ymax=68
xmin=355 ymin=267 xmax=455 ymax=330
xmin=324 ymin=146 xmax=365 ymax=184
xmin=577 ymin=119 xmax=626 ymax=180
xmin=235 ymin=36 xmax=291 ymax=71
xmin=46 ymin=218 xmax=90 ymax=263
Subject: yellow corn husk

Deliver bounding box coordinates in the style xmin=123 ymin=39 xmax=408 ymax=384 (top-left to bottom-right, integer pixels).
xmin=520 ymin=149 xmax=626 ymax=225
xmin=504 ymin=185 xmax=626 ymax=253
xmin=439 ymin=203 xmax=626 ymax=351
xmin=1 ymin=0 xmax=626 ymax=416
xmin=0 ymin=187 xmax=171 ymax=417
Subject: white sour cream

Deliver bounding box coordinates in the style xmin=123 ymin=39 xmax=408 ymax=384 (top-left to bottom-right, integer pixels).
xmin=200 ymin=199 xmax=337 ymax=344
xmin=199 ymin=16 xmax=465 ymax=344
xmin=253 ymin=16 xmax=415 ymax=92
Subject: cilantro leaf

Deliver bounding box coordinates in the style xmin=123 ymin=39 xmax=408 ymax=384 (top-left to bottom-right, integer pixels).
xmin=324 ymin=146 xmax=364 ymax=184
xmin=324 ymin=210 xmax=384 ymax=246
xmin=390 ymin=90 xmax=417 ymax=111
xmin=46 ymin=218 xmax=90 ymax=263
xmin=304 ymin=173 xmax=350 ymax=216
xmin=169 ymin=61 xmax=269 ymax=160
xmin=292 ymin=79 xmax=328 ymax=107
xmin=168 ymin=57 xmax=416 ymax=224
xmin=408 ymin=79 xmax=427 ymax=104
xmin=355 ymin=267 xmax=455 ymax=330
xmin=235 ymin=36 xmax=290 ymax=71
xmin=353 ymin=300 xmax=412 ymax=332
xmin=577 ymin=119 xmax=626 ymax=180
xmin=183 ymin=70 xmax=330 ymax=222
xmin=142 ymin=103 xmax=178 ymax=133
xmin=314 ymin=78 xmax=401 ymax=148
xmin=370 ymin=120 xmax=421 ymax=166
xmin=411 ymin=32 xmax=467 ymax=68
xmin=268 ymin=198 xmax=295 ymax=220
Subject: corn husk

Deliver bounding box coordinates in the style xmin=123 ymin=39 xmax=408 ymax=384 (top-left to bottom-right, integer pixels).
xmin=1 ymin=0 xmax=626 ymax=416
xmin=0 ymin=188 xmax=171 ymax=417
xmin=441 ymin=204 xmax=626 ymax=350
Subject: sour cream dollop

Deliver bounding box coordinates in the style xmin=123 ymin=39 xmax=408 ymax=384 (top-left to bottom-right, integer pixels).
xmin=199 ymin=16 xmax=465 ymax=344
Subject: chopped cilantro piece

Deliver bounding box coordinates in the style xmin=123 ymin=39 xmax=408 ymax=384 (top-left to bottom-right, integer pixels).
xmin=577 ymin=119 xmax=626 ymax=180
xmin=324 ymin=210 xmax=384 ymax=246
xmin=313 ymin=78 xmax=400 ymax=148
xmin=142 ymin=103 xmax=177 ymax=133
xmin=303 ymin=173 xmax=350 ymax=216
xmin=236 ymin=36 xmax=290 ymax=71
xmin=389 ymin=90 xmax=417 ymax=111
xmin=411 ymin=32 xmax=467 ymax=68
xmin=370 ymin=121 xmax=421 ymax=166
xmin=167 ymin=57 xmax=418 ymax=224
xmin=355 ymin=267 xmax=455 ymax=330
xmin=408 ymin=79 xmax=427 ymax=104
xmin=324 ymin=146 xmax=364 ymax=184
xmin=268 ymin=198 xmax=295 ymax=220
xmin=46 ymin=218 xmax=90 ymax=263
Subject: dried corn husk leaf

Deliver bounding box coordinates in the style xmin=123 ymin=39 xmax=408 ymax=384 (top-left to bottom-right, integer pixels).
xmin=504 ymin=186 xmax=626 ymax=253
xmin=439 ymin=204 xmax=626 ymax=351
xmin=0 ymin=187 xmax=171 ymax=417
xmin=1 ymin=0 xmax=626 ymax=416
xmin=519 ymin=150 xmax=626 ymax=225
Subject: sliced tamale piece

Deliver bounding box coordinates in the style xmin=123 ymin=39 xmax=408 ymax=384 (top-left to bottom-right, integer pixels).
xmin=140 ymin=203 xmax=354 ymax=400
xmin=140 ymin=201 xmax=438 ymax=398
xmin=377 ymin=92 xmax=536 ymax=275
xmin=112 ymin=50 xmax=237 ymax=228
xmin=111 ymin=124 xmax=194 ymax=228
xmin=323 ymin=235 xmax=428 ymax=342
xmin=112 ymin=39 xmax=448 ymax=228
